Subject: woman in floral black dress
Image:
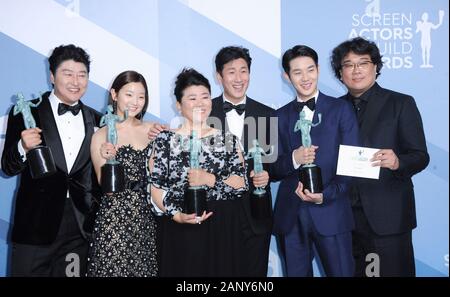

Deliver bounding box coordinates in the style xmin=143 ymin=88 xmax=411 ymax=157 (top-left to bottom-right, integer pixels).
xmin=87 ymin=71 xmax=158 ymax=277
xmin=149 ymin=68 xmax=248 ymax=277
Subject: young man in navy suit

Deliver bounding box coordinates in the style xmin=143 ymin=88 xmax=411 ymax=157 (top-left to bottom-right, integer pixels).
xmin=331 ymin=37 xmax=429 ymax=276
xmin=271 ymin=45 xmax=359 ymax=276
xmin=2 ymin=45 xmax=102 ymax=276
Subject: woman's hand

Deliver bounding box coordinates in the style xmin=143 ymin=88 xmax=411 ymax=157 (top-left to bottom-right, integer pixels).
xmin=224 ymin=175 xmax=245 ymax=189
xmin=100 ymin=142 xmax=117 ymax=160
xmin=172 ymin=211 xmax=213 ymax=224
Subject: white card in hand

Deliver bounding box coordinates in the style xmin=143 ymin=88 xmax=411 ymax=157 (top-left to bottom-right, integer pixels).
xmin=336 ymin=145 xmax=380 ymax=179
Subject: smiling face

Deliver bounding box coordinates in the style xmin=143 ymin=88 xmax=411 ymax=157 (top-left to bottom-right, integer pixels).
xmin=284 ymin=56 xmax=319 ymax=101
xmin=111 ymin=82 xmax=146 ymax=118
xmin=177 ymin=85 xmax=212 ymax=126
xmin=340 ymin=51 xmax=377 ymax=97
xmin=217 ymin=58 xmax=250 ymax=104
xmin=50 ymin=59 xmax=88 ymax=105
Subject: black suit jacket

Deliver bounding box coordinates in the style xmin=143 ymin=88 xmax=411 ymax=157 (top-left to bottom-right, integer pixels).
xmin=209 ymin=95 xmax=275 ymax=234
xmin=1 ymin=91 xmax=102 ymax=245
xmin=346 ymin=83 xmax=429 ymax=235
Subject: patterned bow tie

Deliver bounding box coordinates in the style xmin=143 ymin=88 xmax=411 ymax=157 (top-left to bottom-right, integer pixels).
xmin=296 ymin=98 xmax=315 ymax=112
xmin=223 ymin=101 xmax=246 ymax=115
xmin=58 ymin=102 xmax=81 ymax=116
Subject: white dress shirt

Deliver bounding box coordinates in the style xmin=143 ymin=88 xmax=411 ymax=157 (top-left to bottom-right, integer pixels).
xmin=48 ymin=91 xmax=85 ymax=173
xmin=292 ymin=90 xmax=319 ymax=169
xmin=223 ymin=95 xmax=246 ymax=146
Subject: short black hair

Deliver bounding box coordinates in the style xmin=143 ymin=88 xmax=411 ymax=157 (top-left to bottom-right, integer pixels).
xmin=109 ymin=70 xmax=149 ymax=120
xmin=330 ymin=37 xmax=383 ymax=80
xmin=282 ymin=45 xmax=318 ymax=74
xmin=215 ymin=46 xmax=252 ymax=75
xmin=174 ymin=68 xmax=211 ymax=102
xmin=48 ymin=44 xmax=91 ymax=74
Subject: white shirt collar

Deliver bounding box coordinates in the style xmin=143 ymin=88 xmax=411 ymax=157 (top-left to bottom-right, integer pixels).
xmin=223 ymin=94 xmax=247 ymax=106
xmin=296 ymin=90 xmax=319 ymax=103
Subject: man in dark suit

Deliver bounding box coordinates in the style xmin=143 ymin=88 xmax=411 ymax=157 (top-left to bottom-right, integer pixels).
xmin=271 ymin=45 xmax=359 ymax=276
xmin=1 ymin=44 xmax=102 ymax=276
xmin=331 ymin=37 xmax=429 ymax=277
xmin=209 ymin=46 xmax=275 ymax=276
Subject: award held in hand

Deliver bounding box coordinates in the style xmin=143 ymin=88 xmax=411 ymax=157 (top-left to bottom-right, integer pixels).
xmin=14 ymin=93 xmax=56 ymax=179
xmin=246 ymin=139 xmax=273 ymax=219
xmin=184 ymin=130 xmax=207 ymax=217
xmin=100 ymin=104 xmax=127 ymax=193
xmin=294 ymin=110 xmax=323 ymax=193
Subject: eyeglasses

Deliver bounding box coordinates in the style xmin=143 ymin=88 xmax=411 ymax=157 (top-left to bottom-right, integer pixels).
xmin=341 ymin=61 xmax=373 ymax=72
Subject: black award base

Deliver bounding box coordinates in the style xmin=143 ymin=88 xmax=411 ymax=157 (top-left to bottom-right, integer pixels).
xmin=184 ymin=188 xmax=207 ymax=216
xmin=27 ymin=145 xmax=57 ymax=179
xmin=250 ymin=190 xmax=272 ymax=219
xmin=299 ymin=165 xmax=323 ymax=194
xmin=101 ymin=163 xmax=125 ymax=193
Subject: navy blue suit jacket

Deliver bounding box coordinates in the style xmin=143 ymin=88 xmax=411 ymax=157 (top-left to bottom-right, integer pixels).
xmin=271 ymin=92 xmax=360 ymax=236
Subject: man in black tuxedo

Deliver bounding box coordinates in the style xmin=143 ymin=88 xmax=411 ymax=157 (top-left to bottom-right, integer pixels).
xmin=331 ymin=37 xmax=429 ymax=276
xmin=209 ymin=46 xmax=275 ymax=276
xmin=1 ymin=44 xmax=102 ymax=276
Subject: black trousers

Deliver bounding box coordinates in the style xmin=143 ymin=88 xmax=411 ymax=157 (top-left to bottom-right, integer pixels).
xmin=238 ymin=196 xmax=271 ymax=277
xmin=10 ymin=199 xmax=88 ymax=277
xmin=352 ymin=207 xmax=415 ymax=277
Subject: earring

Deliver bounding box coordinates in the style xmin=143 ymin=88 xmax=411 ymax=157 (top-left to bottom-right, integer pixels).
xmin=112 ymin=100 xmax=117 ymax=114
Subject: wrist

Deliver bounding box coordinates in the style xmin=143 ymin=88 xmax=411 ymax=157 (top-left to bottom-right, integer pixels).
xmin=392 ymin=157 xmax=400 ymax=170
xmin=206 ymin=172 xmax=216 ymax=188
xmin=171 ymin=211 xmax=181 ymax=222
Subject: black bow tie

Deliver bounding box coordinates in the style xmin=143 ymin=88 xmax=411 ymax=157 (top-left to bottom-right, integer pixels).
xmin=223 ymin=101 xmax=246 ymax=115
xmin=58 ymin=102 xmax=81 ymax=116
xmin=296 ymin=98 xmax=315 ymax=112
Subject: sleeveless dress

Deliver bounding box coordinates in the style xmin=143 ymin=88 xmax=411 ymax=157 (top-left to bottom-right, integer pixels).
xmin=87 ymin=143 xmax=158 ymax=277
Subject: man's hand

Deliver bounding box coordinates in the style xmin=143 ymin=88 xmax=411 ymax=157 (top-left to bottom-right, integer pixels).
xmin=294 ymin=181 xmax=323 ymax=204
xmin=293 ymin=145 xmax=318 ymax=165
xmin=21 ymin=128 xmax=42 ymax=152
xmin=370 ymin=149 xmax=399 ymax=170
xmin=148 ymin=123 xmax=168 ymax=141
xmin=250 ymin=170 xmax=269 ymax=188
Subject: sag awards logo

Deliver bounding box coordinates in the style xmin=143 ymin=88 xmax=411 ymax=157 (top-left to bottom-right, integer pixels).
xmin=348 ymin=0 xmax=445 ymax=69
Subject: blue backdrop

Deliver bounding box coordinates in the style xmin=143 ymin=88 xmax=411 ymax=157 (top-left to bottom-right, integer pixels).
xmin=0 ymin=0 xmax=448 ymax=277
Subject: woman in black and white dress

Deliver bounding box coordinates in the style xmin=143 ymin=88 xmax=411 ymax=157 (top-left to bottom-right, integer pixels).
xmin=149 ymin=68 xmax=247 ymax=277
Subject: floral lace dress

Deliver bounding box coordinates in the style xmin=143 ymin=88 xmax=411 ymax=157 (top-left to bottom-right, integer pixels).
xmin=87 ymin=144 xmax=158 ymax=277
xmin=150 ymin=130 xmax=247 ymax=276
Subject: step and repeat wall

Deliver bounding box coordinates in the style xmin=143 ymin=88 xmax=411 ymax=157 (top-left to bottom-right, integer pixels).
xmin=0 ymin=0 xmax=448 ymax=276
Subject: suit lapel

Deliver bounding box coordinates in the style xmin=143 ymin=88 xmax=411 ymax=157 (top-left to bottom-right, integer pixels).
xmin=242 ymin=97 xmax=259 ymax=152
xmin=288 ymin=98 xmax=301 ymax=150
xmin=209 ymin=95 xmax=228 ymax=134
xmin=38 ymin=95 xmax=68 ymax=173
xmin=359 ymin=83 xmax=389 ymax=144
xmin=310 ymin=92 xmax=327 ymax=142
xmin=70 ymin=102 xmax=95 ymax=174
